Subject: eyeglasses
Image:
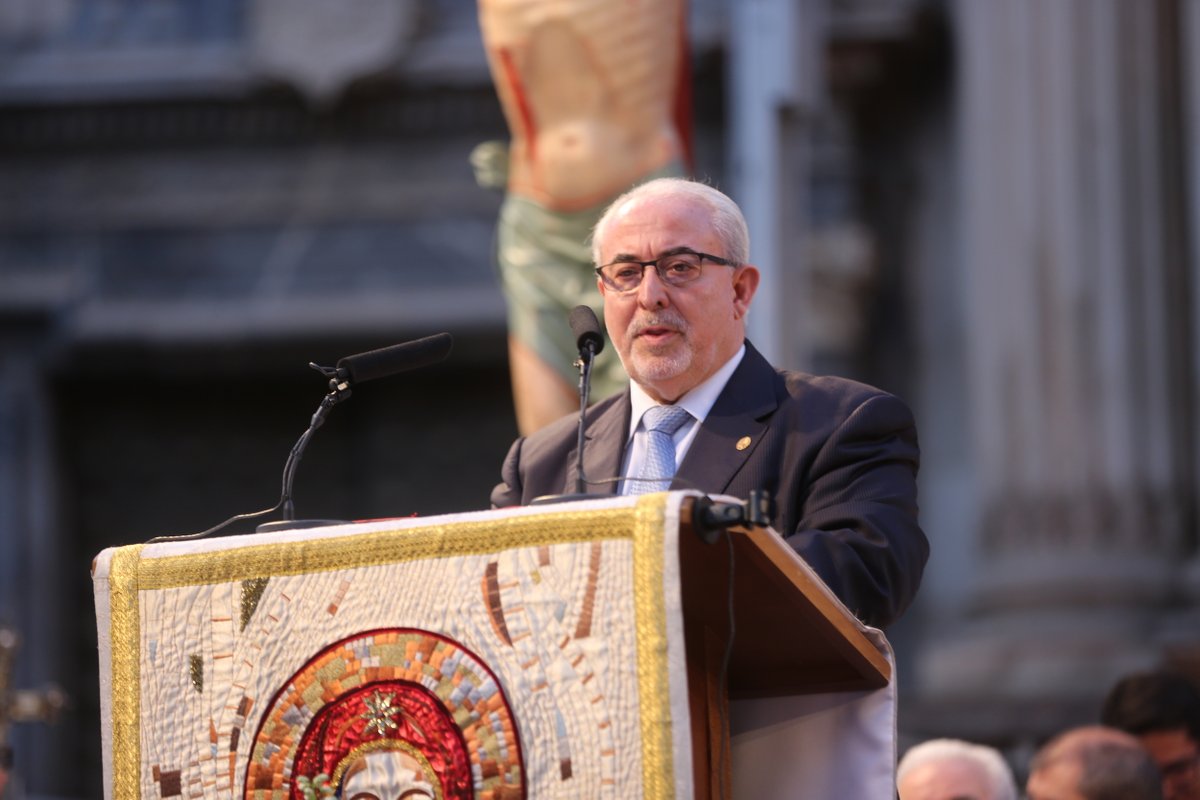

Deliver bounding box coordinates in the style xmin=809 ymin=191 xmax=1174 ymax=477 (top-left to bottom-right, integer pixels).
xmin=595 ymin=249 xmax=737 ymax=293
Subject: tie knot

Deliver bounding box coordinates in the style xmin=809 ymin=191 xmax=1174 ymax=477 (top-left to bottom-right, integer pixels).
xmin=643 ymin=404 xmax=691 ymax=436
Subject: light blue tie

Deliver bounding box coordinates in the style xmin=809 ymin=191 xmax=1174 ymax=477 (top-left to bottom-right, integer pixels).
xmin=628 ymin=405 xmax=692 ymax=495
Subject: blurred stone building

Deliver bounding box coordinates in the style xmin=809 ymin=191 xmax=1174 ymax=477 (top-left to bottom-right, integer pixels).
xmin=0 ymin=0 xmax=1197 ymax=796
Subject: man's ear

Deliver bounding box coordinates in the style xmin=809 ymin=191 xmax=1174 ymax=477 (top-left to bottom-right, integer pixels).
xmin=732 ymin=264 xmax=760 ymax=319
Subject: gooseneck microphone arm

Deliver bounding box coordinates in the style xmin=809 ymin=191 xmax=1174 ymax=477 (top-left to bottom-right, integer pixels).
xmin=569 ymin=305 xmax=604 ymax=495
xmin=532 ymin=306 xmax=605 ymax=505
xmin=148 ymin=333 xmax=454 ymax=543
xmin=270 ymin=332 xmax=453 ymax=529
xmin=276 ymin=366 xmax=352 ymax=522
xmin=145 ymin=369 xmax=351 ymax=543
xmin=574 ymin=345 xmax=596 ymax=494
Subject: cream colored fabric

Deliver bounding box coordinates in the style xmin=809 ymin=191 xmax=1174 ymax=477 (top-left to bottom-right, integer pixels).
xmin=93 ymin=496 xmax=695 ymax=800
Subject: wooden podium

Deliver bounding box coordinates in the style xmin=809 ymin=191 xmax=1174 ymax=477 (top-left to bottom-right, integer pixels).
xmin=676 ymin=499 xmax=892 ymax=798
xmin=93 ymin=492 xmax=894 ymax=800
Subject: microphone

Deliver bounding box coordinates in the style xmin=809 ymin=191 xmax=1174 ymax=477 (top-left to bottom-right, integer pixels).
xmin=149 ymin=333 xmax=454 ymax=542
xmin=532 ymin=306 xmax=604 ymax=504
xmin=336 ymin=333 xmax=454 ymax=384
xmin=260 ymin=333 xmax=454 ymax=530
xmin=568 ymin=305 xmax=604 ymax=363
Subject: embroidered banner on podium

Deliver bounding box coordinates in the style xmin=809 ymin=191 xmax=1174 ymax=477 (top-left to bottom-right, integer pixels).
xmin=93 ymin=495 xmax=695 ymax=800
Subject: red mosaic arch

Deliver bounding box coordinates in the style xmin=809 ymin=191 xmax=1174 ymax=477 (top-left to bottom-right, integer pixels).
xmin=243 ymin=628 xmax=524 ymax=799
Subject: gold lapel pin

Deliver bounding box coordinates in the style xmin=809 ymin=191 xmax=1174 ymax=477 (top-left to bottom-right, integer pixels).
xmin=736 ymin=436 xmax=752 ymax=451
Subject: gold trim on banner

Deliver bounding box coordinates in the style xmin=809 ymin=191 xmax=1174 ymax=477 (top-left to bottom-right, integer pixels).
xmin=107 ymin=544 xmax=145 ymax=800
xmin=632 ymin=495 xmax=674 ymax=799
xmin=136 ymin=510 xmax=635 ymax=589
xmin=107 ymin=500 xmax=683 ymax=798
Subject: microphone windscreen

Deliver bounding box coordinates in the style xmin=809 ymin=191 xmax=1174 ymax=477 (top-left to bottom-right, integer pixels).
xmin=569 ymin=305 xmax=605 ymax=355
xmin=337 ymin=333 xmax=454 ymax=384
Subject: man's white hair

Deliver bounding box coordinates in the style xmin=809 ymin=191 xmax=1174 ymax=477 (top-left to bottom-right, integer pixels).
xmin=590 ymin=177 xmax=751 ymax=266
xmin=897 ymin=738 xmax=1017 ymax=800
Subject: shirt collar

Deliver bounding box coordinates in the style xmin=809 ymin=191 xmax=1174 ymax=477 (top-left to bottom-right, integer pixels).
xmin=626 ymin=344 xmax=746 ymax=440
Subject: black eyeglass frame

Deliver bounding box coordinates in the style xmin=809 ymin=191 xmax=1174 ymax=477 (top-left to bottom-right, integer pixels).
xmin=594 ymin=248 xmax=738 ymax=293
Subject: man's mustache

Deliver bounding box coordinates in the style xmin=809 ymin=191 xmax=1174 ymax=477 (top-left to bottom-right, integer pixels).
xmin=629 ymin=312 xmax=688 ymax=337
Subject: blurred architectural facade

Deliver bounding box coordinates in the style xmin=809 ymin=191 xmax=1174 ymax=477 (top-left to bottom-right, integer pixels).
xmin=0 ymin=0 xmax=1197 ymax=795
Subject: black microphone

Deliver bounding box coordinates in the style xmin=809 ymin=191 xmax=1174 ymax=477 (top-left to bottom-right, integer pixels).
xmin=149 ymin=333 xmax=455 ymax=542
xmin=336 ymin=333 xmax=454 ymax=384
xmin=532 ymin=306 xmax=604 ymax=504
xmin=568 ymin=305 xmax=604 ymax=362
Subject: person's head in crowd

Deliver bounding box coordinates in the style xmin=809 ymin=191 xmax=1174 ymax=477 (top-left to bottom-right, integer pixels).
xmin=591 ymin=178 xmax=760 ymax=403
xmin=896 ymin=737 xmax=1017 ymax=800
xmin=1101 ymin=670 xmax=1200 ymax=800
xmin=1026 ymin=725 xmax=1163 ymax=800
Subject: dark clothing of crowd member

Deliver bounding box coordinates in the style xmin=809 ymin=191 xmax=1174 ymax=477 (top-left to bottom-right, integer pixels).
xmin=1102 ymin=670 xmax=1200 ymax=800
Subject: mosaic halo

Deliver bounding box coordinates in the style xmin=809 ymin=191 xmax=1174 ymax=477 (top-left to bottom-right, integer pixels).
xmin=243 ymin=628 xmax=525 ymax=800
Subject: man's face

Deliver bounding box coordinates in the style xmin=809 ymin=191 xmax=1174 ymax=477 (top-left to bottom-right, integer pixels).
xmin=1026 ymin=760 xmax=1086 ymax=800
xmin=897 ymin=758 xmax=993 ymax=800
xmin=1139 ymin=728 xmax=1200 ymax=800
xmin=596 ymin=194 xmax=758 ymax=403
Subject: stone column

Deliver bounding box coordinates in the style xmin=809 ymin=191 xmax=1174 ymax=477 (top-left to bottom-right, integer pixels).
xmin=729 ymin=0 xmax=825 ymax=369
xmin=917 ymin=0 xmax=1195 ymax=735
xmin=1164 ymin=0 xmax=1200 ymax=671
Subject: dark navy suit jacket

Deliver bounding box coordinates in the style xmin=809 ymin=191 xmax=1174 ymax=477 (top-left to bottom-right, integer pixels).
xmin=491 ymin=341 xmax=928 ymax=628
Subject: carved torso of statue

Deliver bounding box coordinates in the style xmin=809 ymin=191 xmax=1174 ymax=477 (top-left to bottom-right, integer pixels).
xmin=479 ymin=0 xmax=687 ymax=210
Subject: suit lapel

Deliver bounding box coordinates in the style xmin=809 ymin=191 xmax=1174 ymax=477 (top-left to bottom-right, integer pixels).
xmin=674 ymin=343 xmax=779 ymax=494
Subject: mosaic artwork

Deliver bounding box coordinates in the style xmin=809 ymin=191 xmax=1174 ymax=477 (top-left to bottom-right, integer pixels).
xmin=247 ymin=629 xmax=521 ymax=800
xmin=95 ymin=502 xmax=689 ymax=799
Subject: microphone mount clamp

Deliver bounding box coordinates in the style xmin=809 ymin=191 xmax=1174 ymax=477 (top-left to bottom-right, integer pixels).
xmin=255 ymin=362 xmax=355 ymax=530
xmin=310 ymin=361 xmax=352 ymax=399
xmin=691 ymin=490 xmax=775 ymax=545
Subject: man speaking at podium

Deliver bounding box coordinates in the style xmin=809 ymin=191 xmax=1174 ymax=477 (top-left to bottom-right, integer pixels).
xmin=491 ymin=178 xmax=927 ymax=629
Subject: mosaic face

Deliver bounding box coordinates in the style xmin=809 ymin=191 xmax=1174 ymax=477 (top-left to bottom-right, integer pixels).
xmin=341 ymin=750 xmax=439 ymax=800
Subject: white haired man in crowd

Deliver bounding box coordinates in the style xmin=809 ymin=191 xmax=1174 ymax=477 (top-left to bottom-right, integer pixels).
xmin=898 ymin=738 xmax=1018 ymax=800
